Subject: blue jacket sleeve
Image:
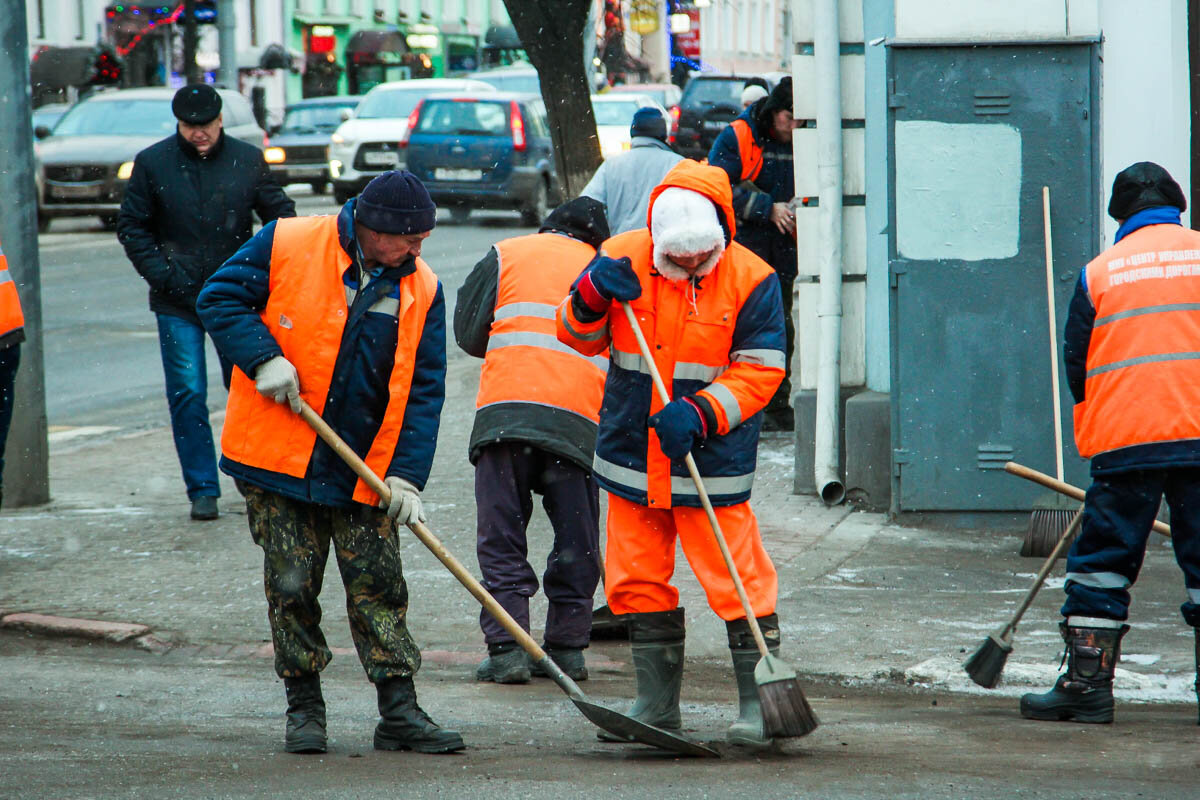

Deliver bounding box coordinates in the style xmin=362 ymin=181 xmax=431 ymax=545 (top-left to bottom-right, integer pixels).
xmin=195 ymin=221 xmax=284 ymax=376
xmin=1062 ymin=270 xmax=1094 ymax=404
xmin=707 ymin=125 xmax=772 ymax=224
xmin=388 ymin=282 xmax=447 ymax=490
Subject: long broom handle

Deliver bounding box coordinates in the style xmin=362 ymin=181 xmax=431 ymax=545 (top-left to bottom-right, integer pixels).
xmin=1005 ymin=461 xmax=1172 ymax=538
xmin=1043 ymin=187 xmax=1066 ymax=482
xmin=1001 ymin=508 xmax=1083 ymax=638
xmin=620 ymin=301 xmax=773 ymax=659
xmin=296 ymin=401 xmax=564 ymax=684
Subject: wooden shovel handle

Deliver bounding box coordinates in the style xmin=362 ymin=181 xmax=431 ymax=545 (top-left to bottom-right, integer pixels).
xmin=1004 ymin=461 xmax=1171 ymax=537
xmin=297 ymin=401 xmax=554 ymax=668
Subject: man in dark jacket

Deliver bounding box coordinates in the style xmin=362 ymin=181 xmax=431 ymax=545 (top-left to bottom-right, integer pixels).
xmin=117 ymin=84 xmax=294 ymax=521
xmin=454 ymin=197 xmax=610 ymax=684
xmin=708 ymin=77 xmax=800 ymax=431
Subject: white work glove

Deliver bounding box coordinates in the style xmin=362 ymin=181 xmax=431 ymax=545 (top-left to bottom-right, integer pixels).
xmin=381 ymin=476 xmax=425 ymax=525
xmin=254 ymin=355 xmax=301 ymax=413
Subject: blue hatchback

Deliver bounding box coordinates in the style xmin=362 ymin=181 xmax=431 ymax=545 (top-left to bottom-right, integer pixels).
xmin=399 ymin=91 xmax=561 ymax=225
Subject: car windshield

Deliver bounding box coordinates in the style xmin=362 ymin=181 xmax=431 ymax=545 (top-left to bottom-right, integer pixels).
xmin=355 ymin=88 xmax=434 ymax=120
xmin=283 ymin=104 xmax=355 ymax=132
xmin=615 ymin=87 xmax=669 ymax=107
xmin=415 ymin=100 xmax=509 ymax=135
xmin=682 ymin=79 xmax=743 ymax=107
xmin=472 ymin=71 xmax=540 ymax=94
xmin=52 ymin=99 xmax=176 ymax=137
xmin=593 ymin=100 xmax=644 ymax=127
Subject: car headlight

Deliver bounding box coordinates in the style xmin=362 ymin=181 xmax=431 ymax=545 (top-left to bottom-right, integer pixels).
xmin=331 ymin=133 xmax=345 ymax=145
xmin=264 ymin=147 xmax=286 ymax=164
xmin=117 ymin=161 xmax=134 ymax=180
xmin=329 ymin=159 xmax=342 ymax=179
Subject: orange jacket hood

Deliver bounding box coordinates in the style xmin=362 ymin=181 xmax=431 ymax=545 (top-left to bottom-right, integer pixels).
xmin=645 ymin=159 xmax=737 ymax=240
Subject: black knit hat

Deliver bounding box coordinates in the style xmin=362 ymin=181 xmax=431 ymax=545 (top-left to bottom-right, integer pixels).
xmin=1108 ymin=161 xmax=1187 ymax=220
xmin=355 ymin=170 xmax=437 ymax=235
xmin=630 ymin=106 xmax=667 ymax=141
xmin=172 ymin=84 xmax=222 ymax=124
xmin=539 ymin=196 xmax=610 ymax=249
xmin=757 ymin=76 xmax=793 ymax=124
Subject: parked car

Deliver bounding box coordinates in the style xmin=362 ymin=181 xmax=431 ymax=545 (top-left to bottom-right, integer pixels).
xmin=591 ymin=93 xmax=667 ymax=160
xmin=467 ymin=63 xmax=541 ymax=94
xmin=400 ymin=91 xmax=561 ymax=226
xmin=264 ymin=95 xmax=360 ymax=194
xmin=328 ymin=78 xmax=495 ymax=204
xmin=607 ymin=82 xmax=682 ymax=115
xmin=672 ymin=73 xmax=758 ymax=160
xmin=35 ymin=86 xmax=264 ymax=231
xmin=30 ymin=102 xmax=72 ymax=136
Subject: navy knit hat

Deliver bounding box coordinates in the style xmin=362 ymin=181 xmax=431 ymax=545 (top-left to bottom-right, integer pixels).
xmin=355 ymin=170 xmax=437 ymax=234
xmin=1108 ymin=161 xmax=1187 ymax=220
xmin=172 ymin=84 xmax=222 ymax=124
xmin=630 ymin=107 xmax=668 ymax=142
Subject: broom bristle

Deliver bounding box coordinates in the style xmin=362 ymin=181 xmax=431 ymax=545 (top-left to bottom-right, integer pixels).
xmin=1021 ymin=507 xmax=1075 ymax=558
xmin=963 ymin=633 xmax=1013 ymax=688
xmin=758 ymin=678 xmax=819 ymax=738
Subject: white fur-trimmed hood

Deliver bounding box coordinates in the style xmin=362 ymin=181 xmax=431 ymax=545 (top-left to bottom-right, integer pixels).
xmin=650 ymin=186 xmax=726 ymax=281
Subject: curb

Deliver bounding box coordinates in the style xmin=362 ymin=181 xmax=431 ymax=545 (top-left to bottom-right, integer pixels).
xmin=0 ymin=611 xmax=168 ymax=652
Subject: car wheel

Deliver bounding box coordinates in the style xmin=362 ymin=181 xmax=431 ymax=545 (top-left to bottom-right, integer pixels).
xmin=334 ymin=188 xmax=353 ymax=205
xmin=450 ymin=206 xmax=471 ymax=224
xmin=100 ymin=214 xmax=119 ymax=231
xmin=310 ymin=181 xmax=328 ymax=195
xmin=520 ymin=179 xmax=548 ymax=227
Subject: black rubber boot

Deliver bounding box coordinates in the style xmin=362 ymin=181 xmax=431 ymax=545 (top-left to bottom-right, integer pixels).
xmin=598 ymin=608 xmax=685 ymax=742
xmin=374 ymin=677 xmax=465 ymax=753
xmin=726 ymin=614 xmax=781 ymax=748
xmin=1019 ymin=622 xmax=1128 ymax=724
xmin=475 ymin=642 xmax=532 ymax=684
xmin=283 ymin=675 xmax=327 ymax=754
xmin=530 ymin=643 xmax=588 ymax=681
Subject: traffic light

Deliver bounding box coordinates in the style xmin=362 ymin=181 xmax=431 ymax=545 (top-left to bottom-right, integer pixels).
xmin=91 ymin=46 xmax=122 ymax=85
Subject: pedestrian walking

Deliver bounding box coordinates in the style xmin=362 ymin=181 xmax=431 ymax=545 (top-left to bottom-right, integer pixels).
xmin=0 ymin=234 xmax=24 ymax=510
xmin=556 ymin=159 xmax=789 ymax=748
xmin=117 ymin=84 xmax=295 ymax=522
xmin=195 ymin=170 xmax=461 ymax=756
xmin=581 ymin=107 xmax=683 ymax=236
xmin=454 ymin=197 xmax=610 ymax=685
xmin=707 ymin=77 xmax=800 ymax=431
xmin=1021 ymin=162 xmax=1200 ymax=725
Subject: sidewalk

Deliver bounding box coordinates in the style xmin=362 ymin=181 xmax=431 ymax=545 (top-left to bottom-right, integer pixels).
xmin=2 ymin=355 xmax=1196 ymax=708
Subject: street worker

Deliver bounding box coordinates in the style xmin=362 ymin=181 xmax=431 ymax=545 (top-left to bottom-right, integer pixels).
xmin=581 ymin=106 xmax=683 ymax=236
xmin=118 ymin=83 xmax=295 ymax=522
xmin=0 ymin=234 xmax=24 ymax=509
xmin=741 ymin=83 xmax=768 ymax=109
xmin=195 ymin=170 xmax=461 ymax=756
xmin=454 ymin=197 xmax=610 ymax=685
xmin=708 ymin=76 xmax=800 ymax=432
xmin=556 ymin=159 xmax=788 ymax=748
xmin=1021 ymin=162 xmax=1200 ymax=725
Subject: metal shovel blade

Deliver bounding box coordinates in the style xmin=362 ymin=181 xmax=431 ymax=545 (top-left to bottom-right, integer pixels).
xmin=570 ymin=697 xmax=720 ymax=758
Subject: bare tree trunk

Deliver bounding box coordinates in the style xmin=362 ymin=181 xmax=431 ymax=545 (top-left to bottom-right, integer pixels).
xmin=503 ymin=0 xmax=601 ymax=198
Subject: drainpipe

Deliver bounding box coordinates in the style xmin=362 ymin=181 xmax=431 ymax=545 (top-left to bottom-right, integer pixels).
xmin=813 ymin=0 xmax=845 ymax=505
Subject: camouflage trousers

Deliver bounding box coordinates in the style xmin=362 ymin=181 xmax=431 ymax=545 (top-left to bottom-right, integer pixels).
xmin=242 ymin=483 xmax=422 ymax=683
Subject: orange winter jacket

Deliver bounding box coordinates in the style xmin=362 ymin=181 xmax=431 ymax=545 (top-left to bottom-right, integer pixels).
xmin=0 ymin=237 xmax=25 ymax=349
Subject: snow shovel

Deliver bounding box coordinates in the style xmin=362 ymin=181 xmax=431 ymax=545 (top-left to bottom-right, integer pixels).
xmin=296 ymin=400 xmax=718 ymax=758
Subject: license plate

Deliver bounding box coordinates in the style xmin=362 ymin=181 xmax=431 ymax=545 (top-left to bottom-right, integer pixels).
xmin=434 ymin=168 xmax=483 ymax=181
xmin=703 ymin=120 xmax=727 ymax=130
xmin=286 ymin=167 xmax=326 ymax=179
xmin=49 ymin=184 xmax=103 ymax=199
xmin=363 ymin=150 xmax=398 ymax=166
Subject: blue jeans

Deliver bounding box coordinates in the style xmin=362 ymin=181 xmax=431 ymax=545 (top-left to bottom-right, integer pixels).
xmin=0 ymin=343 xmax=19 ymax=493
xmin=156 ymin=314 xmax=232 ymax=500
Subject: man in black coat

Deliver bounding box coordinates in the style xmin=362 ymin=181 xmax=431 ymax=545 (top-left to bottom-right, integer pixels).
xmin=117 ymin=84 xmax=295 ymax=521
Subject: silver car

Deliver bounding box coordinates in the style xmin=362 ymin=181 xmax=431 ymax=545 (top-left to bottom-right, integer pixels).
xmin=35 ymin=87 xmax=265 ymax=231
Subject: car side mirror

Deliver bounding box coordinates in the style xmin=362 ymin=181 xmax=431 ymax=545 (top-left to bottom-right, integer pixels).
xmin=268 ymin=124 xmax=281 ymax=136
xmin=34 ymin=125 xmax=52 ymax=139
xmin=339 ymin=108 xmax=353 ymax=122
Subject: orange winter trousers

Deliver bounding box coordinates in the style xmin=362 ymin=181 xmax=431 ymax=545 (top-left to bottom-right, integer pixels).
xmin=604 ymin=493 xmax=778 ymax=620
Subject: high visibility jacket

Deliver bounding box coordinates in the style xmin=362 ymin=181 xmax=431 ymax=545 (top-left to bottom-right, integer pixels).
xmin=557 ymin=160 xmax=786 ymax=508
xmin=214 ymin=214 xmax=440 ymax=508
xmin=0 ymin=238 xmax=26 ymax=349
xmin=1073 ymin=222 xmax=1200 ymax=466
xmin=463 ymin=232 xmax=606 ymax=469
xmin=731 ymin=119 xmax=763 ymax=182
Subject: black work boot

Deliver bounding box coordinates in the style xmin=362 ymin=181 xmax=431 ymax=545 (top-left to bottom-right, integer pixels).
xmin=374 ymin=677 xmax=465 ymax=753
xmin=530 ymin=643 xmax=588 ymax=681
xmin=726 ymin=614 xmax=781 ymax=748
xmin=1193 ymin=627 xmax=1200 ymax=726
xmin=475 ymin=642 xmax=532 ymax=684
xmin=598 ymin=608 xmax=685 ymax=742
xmin=283 ymin=674 xmax=327 ymax=754
xmin=1020 ymin=621 xmax=1129 ymax=724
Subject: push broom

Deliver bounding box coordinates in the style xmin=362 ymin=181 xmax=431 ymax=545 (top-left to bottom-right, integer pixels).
xmin=621 ymin=301 xmax=819 ymax=738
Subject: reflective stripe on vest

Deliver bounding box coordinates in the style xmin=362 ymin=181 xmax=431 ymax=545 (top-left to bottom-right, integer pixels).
xmin=1074 ymin=225 xmax=1200 ymax=458
xmin=593 ymin=453 xmax=755 ymax=498
xmin=475 ymin=234 xmax=607 ymax=422
xmin=220 ymin=216 xmax=437 ymax=506
xmin=732 ymin=119 xmax=763 ymax=183
xmin=0 ymin=241 xmax=25 ymax=340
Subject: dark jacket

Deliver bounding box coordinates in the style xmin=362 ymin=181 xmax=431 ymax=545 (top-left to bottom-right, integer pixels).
xmin=195 ymin=199 xmax=447 ymax=506
xmin=707 ymin=104 xmax=797 ymax=280
xmin=118 ymin=130 xmax=295 ymax=324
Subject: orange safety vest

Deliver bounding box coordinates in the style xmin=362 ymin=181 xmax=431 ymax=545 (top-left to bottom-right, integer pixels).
xmin=731 ymin=119 xmax=763 ymax=183
xmin=0 ymin=238 xmax=25 ymax=343
xmin=476 ymin=234 xmax=607 ymax=421
xmin=220 ymin=215 xmax=438 ymax=506
xmin=1074 ymin=223 xmax=1200 ymax=458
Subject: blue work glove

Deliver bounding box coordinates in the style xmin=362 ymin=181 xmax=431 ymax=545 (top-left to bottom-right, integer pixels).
xmin=577 ymin=255 xmax=641 ymax=313
xmin=648 ymin=397 xmax=707 ymax=461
